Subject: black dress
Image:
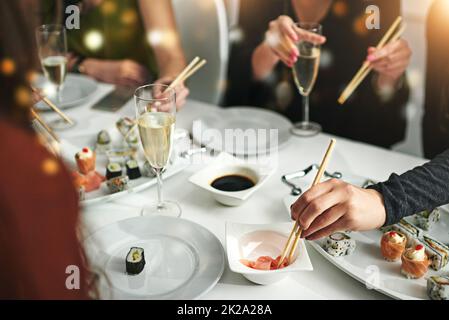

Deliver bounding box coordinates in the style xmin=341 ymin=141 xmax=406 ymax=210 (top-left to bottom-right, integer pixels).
xmin=422 ymin=0 xmax=449 ymax=159
xmin=224 ymin=0 xmax=409 ymax=148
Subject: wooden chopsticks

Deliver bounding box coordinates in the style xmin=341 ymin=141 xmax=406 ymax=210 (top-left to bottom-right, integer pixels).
xmin=30 ymin=86 xmax=74 ymax=125
xmin=338 ymin=16 xmax=404 ymax=105
xmin=31 ymin=108 xmax=60 ymax=143
xmin=277 ymin=138 xmax=336 ymax=267
xmin=163 ymin=56 xmax=207 ymax=93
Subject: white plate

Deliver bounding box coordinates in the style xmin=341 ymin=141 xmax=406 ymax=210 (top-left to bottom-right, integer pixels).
xmin=60 ymin=128 xmax=190 ymax=206
xmin=192 ymin=106 xmax=292 ymax=156
xmin=34 ymin=73 xmax=98 ymax=110
xmin=84 ymin=216 xmax=225 ymax=299
xmin=282 ymin=168 xmax=449 ymax=300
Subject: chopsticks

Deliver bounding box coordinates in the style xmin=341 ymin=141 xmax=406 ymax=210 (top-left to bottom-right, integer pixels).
xmin=277 ymin=138 xmax=336 ymax=267
xmin=30 ymin=86 xmax=74 ymax=125
xmin=338 ymin=16 xmax=404 ymax=105
xmin=163 ymin=56 xmax=207 ymax=93
xmin=31 ymin=108 xmax=60 ymax=143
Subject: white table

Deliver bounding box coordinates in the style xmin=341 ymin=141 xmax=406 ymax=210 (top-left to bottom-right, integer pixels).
xmin=44 ymin=83 xmax=427 ymax=300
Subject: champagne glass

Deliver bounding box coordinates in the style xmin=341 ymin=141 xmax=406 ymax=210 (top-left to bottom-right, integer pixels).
xmin=36 ymin=24 xmax=68 ymax=103
xmin=135 ymin=84 xmax=181 ymax=217
xmin=291 ymin=22 xmax=322 ymax=137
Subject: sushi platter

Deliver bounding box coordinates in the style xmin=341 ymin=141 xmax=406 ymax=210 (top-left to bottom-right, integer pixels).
xmin=84 ymin=215 xmax=225 ymax=299
xmin=60 ymin=117 xmax=191 ymax=206
xmin=282 ymin=167 xmax=449 ymax=300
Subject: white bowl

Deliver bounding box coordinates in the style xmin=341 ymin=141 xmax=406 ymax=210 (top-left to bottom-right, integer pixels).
xmin=226 ymin=222 xmax=314 ymax=285
xmin=188 ymin=153 xmax=276 ymax=206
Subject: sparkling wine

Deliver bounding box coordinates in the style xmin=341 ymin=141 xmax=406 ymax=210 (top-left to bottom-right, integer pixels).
xmin=42 ymin=56 xmax=67 ymax=86
xmin=292 ymin=47 xmax=320 ymax=96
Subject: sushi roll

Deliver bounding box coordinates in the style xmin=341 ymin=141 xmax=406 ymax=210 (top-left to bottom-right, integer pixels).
xmin=107 ymin=175 xmax=129 ymax=194
xmin=142 ymin=161 xmax=156 ymax=178
xmin=106 ymin=162 xmax=122 ymax=180
xmin=380 ymin=230 xmax=406 ymax=262
xmin=95 ymin=130 xmax=111 ymax=154
xmin=126 ymin=247 xmax=146 ymax=275
xmin=427 ymin=276 xmax=449 ymax=300
xmin=116 ymin=117 xmax=135 ymax=137
xmin=75 ymin=147 xmax=96 ymax=174
xmin=323 ymin=232 xmax=356 ymax=257
xmin=391 ymin=219 xmax=422 ymax=247
xmin=422 ymin=235 xmax=449 ymax=271
xmin=126 ymin=160 xmax=141 ymax=180
xmin=401 ymin=244 xmax=430 ymax=279
xmin=78 ymin=186 xmax=85 ymax=201
xmin=414 ymin=208 xmax=440 ymax=231
xmin=125 ymin=131 xmax=140 ymax=149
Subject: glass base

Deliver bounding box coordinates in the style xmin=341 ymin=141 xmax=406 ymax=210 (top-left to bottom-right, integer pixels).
xmin=141 ymin=200 xmax=181 ymax=218
xmin=49 ymin=118 xmax=76 ymax=131
xmin=291 ymin=121 xmax=322 ymax=137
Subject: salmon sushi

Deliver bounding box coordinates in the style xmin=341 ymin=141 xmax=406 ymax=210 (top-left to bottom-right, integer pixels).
xmin=380 ymin=231 xmax=406 ymax=262
xmin=401 ymin=244 xmax=430 ymax=279
xmin=75 ymin=147 xmax=96 ymax=174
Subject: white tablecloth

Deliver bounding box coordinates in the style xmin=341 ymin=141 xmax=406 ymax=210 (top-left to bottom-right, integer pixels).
xmin=43 ymin=83 xmax=427 ymax=300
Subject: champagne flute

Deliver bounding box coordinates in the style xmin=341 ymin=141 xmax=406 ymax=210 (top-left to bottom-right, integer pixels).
xmin=291 ymin=22 xmax=322 ymax=137
xmin=36 ymin=24 xmax=68 ymax=103
xmin=135 ymin=84 xmax=181 ymax=217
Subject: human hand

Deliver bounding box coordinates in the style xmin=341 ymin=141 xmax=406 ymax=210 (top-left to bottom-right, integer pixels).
xmin=290 ymin=179 xmax=386 ymax=240
xmin=153 ymin=76 xmax=189 ymax=111
xmin=81 ymin=59 xmax=149 ymax=87
xmin=264 ymin=15 xmax=326 ymax=67
xmin=367 ymin=39 xmax=412 ymax=87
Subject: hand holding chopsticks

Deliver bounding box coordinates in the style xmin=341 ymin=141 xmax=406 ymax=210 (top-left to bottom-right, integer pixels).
xmin=338 ymin=16 xmax=407 ymax=105
xmin=277 ymin=138 xmax=336 ymax=267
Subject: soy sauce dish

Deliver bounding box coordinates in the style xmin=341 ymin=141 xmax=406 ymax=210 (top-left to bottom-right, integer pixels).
xmin=188 ymin=153 xmax=276 ymax=206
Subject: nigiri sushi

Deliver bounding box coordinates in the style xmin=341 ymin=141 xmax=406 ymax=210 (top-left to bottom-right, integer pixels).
xmin=75 ymin=147 xmax=96 ymax=174
xmin=380 ymin=231 xmax=406 ymax=262
xmin=401 ymin=244 xmax=430 ymax=279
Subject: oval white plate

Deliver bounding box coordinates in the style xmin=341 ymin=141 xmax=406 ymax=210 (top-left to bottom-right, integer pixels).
xmin=192 ymin=106 xmax=292 ymax=156
xmin=34 ymin=73 xmax=98 ymax=110
xmin=84 ymin=216 xmax=225 ymax=299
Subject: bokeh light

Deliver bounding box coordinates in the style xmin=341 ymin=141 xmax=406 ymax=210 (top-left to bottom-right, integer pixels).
xmin=100 ymin=0 xmax=117 ymax=15
xmin=41 ymin=158 xmax=60 ymax=176
xmin=1 ymin=58 xmax=16 ymax=76
xmin=353 ymin=15 xmax=369 ymax=37
xmin=333 ymin=1 xmax=348 ymax=18
xmin=84 ymin=30 xmax=104 ymax=51
xmin=121 ymin=9 xmax=138 ymax=26
xmin=146 ymin=29 xmax=176 ymax=49
xmin=14 ymin=86 xmax=31 ymax=107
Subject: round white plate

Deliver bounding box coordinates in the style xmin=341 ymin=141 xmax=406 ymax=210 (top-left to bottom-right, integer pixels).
xmin=192 ymin=106 xmax=292 ymax=156
xmin=84 ymin=216 xmax=225 ymax=300
xmin=34 ymin=73 xmax=98 ymax=110
xmin=282 ymin=168 xmax=449 ymax=300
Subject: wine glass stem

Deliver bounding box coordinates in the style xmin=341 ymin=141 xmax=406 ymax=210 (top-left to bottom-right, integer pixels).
xmin=56 ymin=85 xmax=62 ymax=102
xmin=302 ymin=95 xmax=310 ymax=124
xmin=155 ymin=168 xmax=164 ymax=210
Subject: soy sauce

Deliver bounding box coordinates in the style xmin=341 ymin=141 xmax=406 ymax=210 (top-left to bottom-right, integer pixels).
xmin=211 ymin=175 xmax=255 ymax=192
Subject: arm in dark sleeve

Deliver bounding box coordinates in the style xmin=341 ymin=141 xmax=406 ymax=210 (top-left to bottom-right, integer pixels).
xmin=368 ymin=149 xmax=449 ymax=226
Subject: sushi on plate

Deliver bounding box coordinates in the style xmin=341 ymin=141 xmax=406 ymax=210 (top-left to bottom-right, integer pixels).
xmin=116 ymin=118 xmax=135 ymax=137
xmin=126 ymin=160 xmax=141 ymax=180
xmin=107 ymin=175 xmax=129 ymax=194
xmin=105 ymin=162 xmax=122 ymax=180
xmin=427 ymin=275 xmax=449 ymax=300
xmin=380 ymin=230 xmax=406 ymax=262
xmin=413 ymin=208 xmax=440 ymax=231
xmin=126 ymin=247 xmax=146 ymax=275
xmin=323 ymin=232 xmax=356 ymax=257
xmin=95 ymin=130 xmax=111 ymax=154
xmin=422 ymin=235 xmax=449 ymax=271
xmin=391 ymin=219 xmax=422 ymax=247
xmin=75 ymin=147 xmax=96 ymax=174
xmin=401 ymin=244 xmax=430 ymax=279
xmin=72 ymin=171 xmax=105 ymax=192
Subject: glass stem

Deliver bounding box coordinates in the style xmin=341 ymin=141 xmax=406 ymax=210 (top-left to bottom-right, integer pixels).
xmin=302 ymin=95 xmax=310 ymax=124
xmin=155 ymin=168 xmax=164 ymax=210
xmin=56 ymin=85 xmax=62 ymax=102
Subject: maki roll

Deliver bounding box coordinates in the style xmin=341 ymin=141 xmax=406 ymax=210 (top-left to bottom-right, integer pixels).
xmin=427 ymin=276 xmax=449 ymax=300
xmin=323 ymin=232 xmax=356 ymax=257
xmin=107 ymin=175 xmax=129 ymax=194
xmin=142 ymin=161 xmax=156 ymax=178
xmin=125 ymin=131 xmax=140 ymax=149
xmin=414 ymin=208 xmax=440 ymax=231
xmin=401 ymin=244 xmax=430 ymax=279
xmin=126 ymin=247 xmax=146 ymax=275
xmin=95 ymin=130 xmax=111 ymax=154
xmin=380 ymin=231 xmax=406 ymax=262
xmin=391 ymin=219 xmax=422 ymax=247
xmin=126 ymin=160 xmax=141 ymax=180
xmin=116 ymin=117 xmax=135 ymax=137
xmin=422 ymin=235 xmax=449 ymax=271
xmin=75 ymin=147 xmax=96 ymax=174
xmin=106 ymin=162 xmax=122 ymax=180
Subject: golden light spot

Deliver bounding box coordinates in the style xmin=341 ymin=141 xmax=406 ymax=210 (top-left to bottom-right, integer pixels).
xmin=353 ymin=15 xmax=368 ymax=36
xmin=101 ymin=0 xmax=117 ymax=15
xmin=146 ymin=29 xmax=176 ymax=49
xmin=41 ymin=158 xmax=60 ymax=176
xmin=84 ymin=30 xmax=104 ymax=51
xmin=333 ymin=1 xmax=348 ymax=18
xmin=121 ymin=9 xmax=137 ymax=26
xmin=26 ymin=70 xmax=38 ymax=83
xmin=15 ymin=86 xmax=31 ymax=107
xmin=1 ymin=58 xmax=15 ymax=76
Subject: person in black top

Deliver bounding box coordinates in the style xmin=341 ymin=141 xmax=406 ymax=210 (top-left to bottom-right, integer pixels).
xmin=422 ymin=0 xmax=449 ymax=158
xmin=224 ymin=0 xmax=411 ymax=148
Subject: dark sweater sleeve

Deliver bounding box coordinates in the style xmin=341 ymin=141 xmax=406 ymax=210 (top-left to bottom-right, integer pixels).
xmin=368 ymin=149 xmax=449 ymax=226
